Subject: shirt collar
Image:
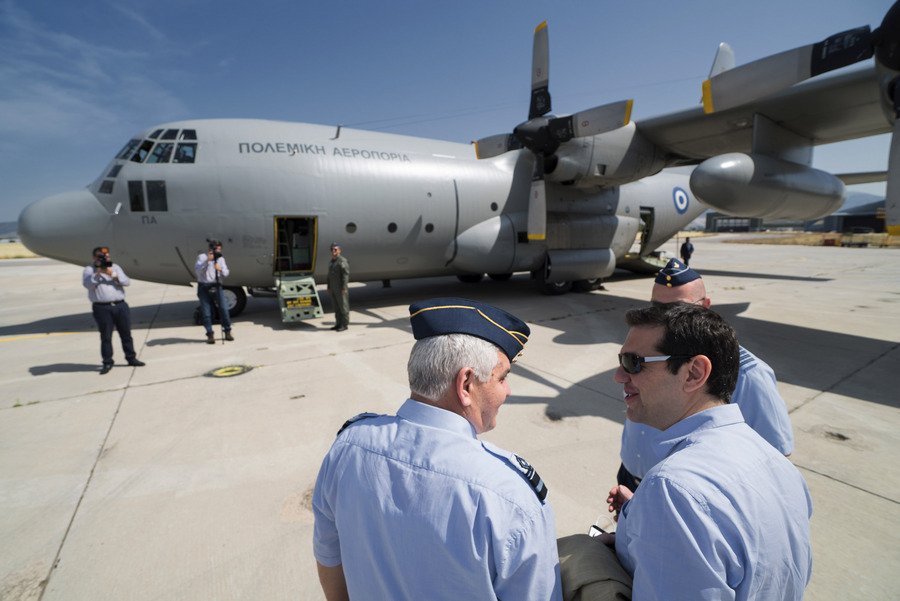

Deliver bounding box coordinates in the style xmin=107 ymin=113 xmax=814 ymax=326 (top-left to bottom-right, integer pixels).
xmin=654 ymin=403 xmax=744 ymax=458
xmin=397 ymin=398 xmax=477 ymax=439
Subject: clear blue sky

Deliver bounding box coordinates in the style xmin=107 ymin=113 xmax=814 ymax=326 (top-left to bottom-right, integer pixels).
xmin=0 ymin=0 xmax=893 ymax=222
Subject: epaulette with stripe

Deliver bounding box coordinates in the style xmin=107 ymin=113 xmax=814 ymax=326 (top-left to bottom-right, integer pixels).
xmin=336 ymin=412 xmax=380 ymax=436
xmin=482 ymin=441 xmax=548 ymax=502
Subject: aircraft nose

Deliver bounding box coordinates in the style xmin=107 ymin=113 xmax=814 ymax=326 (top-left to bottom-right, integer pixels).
xmin=18 ymin=188 xmax=113 ymax=263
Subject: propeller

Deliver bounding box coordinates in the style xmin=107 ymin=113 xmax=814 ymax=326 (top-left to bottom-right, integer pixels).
xmin=887 ymin=80 xmax=900 ymax=235
xmin=701 ymin=2 xmax=900 ymax=234
xmin=702 ymin=2 xmax=900 ymax=114
xmin=474 ymin=21 xmax=633 ymax=240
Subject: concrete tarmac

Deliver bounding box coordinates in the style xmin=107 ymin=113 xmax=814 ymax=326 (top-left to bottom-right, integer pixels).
xmin=1 ymin=236 xmax=898 ymax=600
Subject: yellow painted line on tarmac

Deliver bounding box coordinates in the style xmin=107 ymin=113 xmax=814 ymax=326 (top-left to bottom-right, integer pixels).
xmin=0 ymin=331 xmax=88 ymax=343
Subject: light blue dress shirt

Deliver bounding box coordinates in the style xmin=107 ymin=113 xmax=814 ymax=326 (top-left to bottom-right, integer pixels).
xmin=194 ymin=252 xmax=230 ymax=284
xmin=616 ymin=404 xmax=813 ymax=601
xmin=620 ymin=346 xmax=794 ymax=478
xmin=313 ymin=399 xmax=563 ymax=601
xmin=82 ymin=264 xmax=130 ymax=303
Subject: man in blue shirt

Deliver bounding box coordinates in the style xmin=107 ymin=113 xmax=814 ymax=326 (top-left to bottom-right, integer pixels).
xmin=82 ymin=246 xmax=146 ymax=374
xmin=312 ymin=298 xmax=562 ymax=601
xmin=604 ymin=304 xmax=812 ymax=600
xmin=195 ymin=239 xmax=234 ymax=344
xmin=617 ymin=258 xmax=794 ymax=491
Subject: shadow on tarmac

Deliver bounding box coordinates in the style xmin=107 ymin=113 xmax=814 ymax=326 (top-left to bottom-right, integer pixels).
xmin=4 ymin=272 xmax=897 ymax=415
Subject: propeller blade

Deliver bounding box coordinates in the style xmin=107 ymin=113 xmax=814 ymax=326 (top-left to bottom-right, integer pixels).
xmin=474 ymin=134 xmax=522 ymax=159
xmin=547 ymin=100 xmax=634 ymax=142
xmin=529 ymin=21 xmax=551 ymax=120
xmin=527 ymin=156 xmax=547 ymax=241
xmin=702 ymin=26 xmax=874 ymax=114
xmin=886 ymin=96 xmax=900 ymax=236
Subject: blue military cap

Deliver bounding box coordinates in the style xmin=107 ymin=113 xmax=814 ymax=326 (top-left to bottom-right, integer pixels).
xmin=408 ymin=298 xmax=530 ymax=362
xmin=655 ymin=258 xmax=701 ymax=288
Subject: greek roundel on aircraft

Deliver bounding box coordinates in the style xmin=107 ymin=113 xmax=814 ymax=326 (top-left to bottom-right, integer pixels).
xmin=673 ymin=187 xmax=690 ymax=214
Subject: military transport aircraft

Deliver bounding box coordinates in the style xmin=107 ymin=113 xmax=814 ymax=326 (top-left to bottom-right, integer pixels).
xmin=16 ymin=4 xmax=900 ymax=318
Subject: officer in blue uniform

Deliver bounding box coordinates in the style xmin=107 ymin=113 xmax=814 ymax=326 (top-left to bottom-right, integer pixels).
xmin=617 ymin=258 xmax=794 ymax=491
xmin=312 ymin=298 xmax=562 ymax=601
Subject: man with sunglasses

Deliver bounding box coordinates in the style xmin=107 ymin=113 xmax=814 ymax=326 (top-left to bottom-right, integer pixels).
xmin=616 ymin=258 xmax=793 ymax=491
xmin=605 ymin=304 xmax=812 ymax=600
xmin=82 ymin=246 xmax=145 ymax=374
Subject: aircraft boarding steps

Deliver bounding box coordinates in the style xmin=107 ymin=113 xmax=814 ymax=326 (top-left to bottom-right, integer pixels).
xmin=276 ymin=274 xmax=323 ymax=322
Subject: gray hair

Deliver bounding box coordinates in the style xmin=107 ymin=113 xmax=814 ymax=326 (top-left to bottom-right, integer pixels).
xmin=408 ymin=334 xmax=500 ymax=401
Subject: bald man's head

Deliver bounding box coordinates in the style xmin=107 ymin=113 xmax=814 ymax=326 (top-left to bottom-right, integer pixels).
xmin=650 ymin=277 xmax=711 ymax=308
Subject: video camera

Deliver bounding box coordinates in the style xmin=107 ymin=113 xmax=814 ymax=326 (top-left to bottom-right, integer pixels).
xmin=207 ymin=238 xmax=223 ymax=261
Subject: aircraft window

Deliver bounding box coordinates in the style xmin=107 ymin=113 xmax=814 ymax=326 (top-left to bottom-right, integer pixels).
xmin=425 ymin=223 xmax=434 ymax=233
xmin=161 ymin=129 xmax=179 ymax=140
xmin=490 ymin=202 xmax=498 ymax=211
xmin=346 ymin=223 xmax=357 ymax=233
xmin=116 ymin=139 xmax=141 ymax=160
xmin=99 ymin=180 xmax=115 ymax=194
xmin=147 ymin=143 xmax=174 ymax=164
xmin=147 ymin=181 xmax=168 ymax=211
xmin=173 ymin=143 xmax=197 ymax=164
xmin=149 ymin=129 xmax=163 ymax=139
xmin=107 ymin=165 xmax=123 ymax=178
xmin=180 ymin=129 xmax=197 ymax=140
xmin=130 ymin=140 xmax=154 ymax=163
xmin=128 ymin=181 xmax=145 ymax=211
xmin=387 ymin=223 xmax=397 ymax=233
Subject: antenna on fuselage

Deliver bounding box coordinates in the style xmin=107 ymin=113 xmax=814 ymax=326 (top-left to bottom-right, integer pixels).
xmin=332 ymin=125 xmax=342 ymax=140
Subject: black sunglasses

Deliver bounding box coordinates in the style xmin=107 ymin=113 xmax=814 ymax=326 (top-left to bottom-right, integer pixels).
xmin=618 ymin=353 xmax=693 ymax=374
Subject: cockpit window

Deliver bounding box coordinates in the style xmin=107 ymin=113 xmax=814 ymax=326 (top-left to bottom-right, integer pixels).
xmin=116 ymin=139 xmax=141 ymax=160
xmin=146 ymin=143 xmax=174 ymax=164
xmin=173 ymin=143 xmax=196 ymax=164
xmin=130 ymin=140 xmax=155 ymax=163
xmin=114 ymin=130 xmax=199 ymax=165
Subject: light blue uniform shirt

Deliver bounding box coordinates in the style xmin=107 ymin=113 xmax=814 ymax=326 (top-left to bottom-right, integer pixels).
xmin=616 ymin=404 xmax=813 ymax=601
xmin=313 ymin=399 xmax=562 ymax=601
xmin=194 ymin=253 xmax=229 ymax=284
xmin=82 ymin=264 xmax=130 ymax=303
xmin=620 ymin=346 xmax=794 ymax=478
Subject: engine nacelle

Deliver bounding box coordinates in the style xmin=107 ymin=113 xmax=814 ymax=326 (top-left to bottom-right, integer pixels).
xmin=543 ymin=249 xmax=616 ymax=282
xmin=546 ymin=123 xmax=667 ymax=188
xmin=690 ymin=153 xmax=845 ymax=220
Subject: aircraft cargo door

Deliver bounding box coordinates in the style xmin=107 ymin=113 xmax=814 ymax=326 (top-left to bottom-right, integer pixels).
xmin=274 ymin=217 xmax=323 ymax=322
xmin=638 ymin=207 xmax=655 ymax=255
xmin=275 ymin=217 xmax=316 ymax=273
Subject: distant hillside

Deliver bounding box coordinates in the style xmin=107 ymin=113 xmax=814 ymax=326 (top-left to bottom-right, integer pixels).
xmin=0 ymin=221 xmax=18 ymax=240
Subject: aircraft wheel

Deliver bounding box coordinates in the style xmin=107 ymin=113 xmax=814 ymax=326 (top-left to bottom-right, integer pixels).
xmin=457 ymin=274 xmax=485 ymax=283
xmin=534 ymin=266 xmax=569 ymax=295
xmin=488 ymin=273 xmax=513 ymax=281
xmin=223 ymin=286 xmax=248 ymax=317
xmin=572 ymin=278 xmax=602 ymax=292
xmin=537 ymin=280 xmax=570 ymax=295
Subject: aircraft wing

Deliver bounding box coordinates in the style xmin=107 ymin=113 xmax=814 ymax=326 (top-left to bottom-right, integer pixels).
xmin=636 ymin=65 xmax=889 ymax=165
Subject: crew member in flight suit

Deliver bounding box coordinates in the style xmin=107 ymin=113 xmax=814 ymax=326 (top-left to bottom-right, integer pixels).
xmin=312 ymin=298 xmax=562 ymax=601
xmin=326 ymin=243 xmax=350 ymax=331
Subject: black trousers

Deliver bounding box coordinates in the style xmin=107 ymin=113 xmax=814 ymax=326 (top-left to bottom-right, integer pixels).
xmin=616 ymin=462 xmax=642 ymax=492
xmin=92 ymin=301 xmax=136 ymax=366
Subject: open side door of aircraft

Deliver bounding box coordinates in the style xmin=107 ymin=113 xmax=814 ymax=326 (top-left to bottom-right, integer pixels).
xmin=273 ymin=216 xmax=323 ymax=322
